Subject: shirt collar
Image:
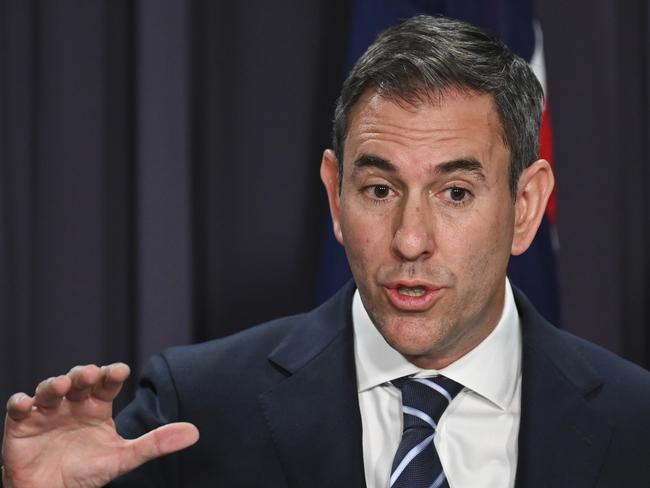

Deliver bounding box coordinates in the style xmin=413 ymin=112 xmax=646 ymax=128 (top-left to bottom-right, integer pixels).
xmin=353 ymin=279 xmax=522 ymax=410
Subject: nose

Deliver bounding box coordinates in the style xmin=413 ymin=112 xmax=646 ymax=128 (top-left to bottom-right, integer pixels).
xmin=391 ymin=196 xmax=434 ymax=261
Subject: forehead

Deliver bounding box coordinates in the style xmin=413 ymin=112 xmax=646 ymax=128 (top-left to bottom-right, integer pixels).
xmin=344 ymin=89 xmax=508 ymax=170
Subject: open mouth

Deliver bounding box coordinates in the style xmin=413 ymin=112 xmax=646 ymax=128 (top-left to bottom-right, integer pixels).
xmin=384 ymin=282 xmax=443 ymax=312
xmin=397 ymin=286 xmax=427 ymax=297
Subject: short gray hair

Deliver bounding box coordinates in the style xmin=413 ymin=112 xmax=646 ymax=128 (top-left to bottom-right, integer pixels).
xmin=332 ymin=15 xmax=544 ymax=198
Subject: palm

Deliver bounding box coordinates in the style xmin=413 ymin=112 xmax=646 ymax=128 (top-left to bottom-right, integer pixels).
xmin=5 ymin=400 xmax=121 ymax=487
xmin=2 ymin=364 xmax=199 ymax=488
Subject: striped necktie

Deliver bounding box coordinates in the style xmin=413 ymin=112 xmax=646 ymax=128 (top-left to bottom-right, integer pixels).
xmin=390 ymin=376 xmax=463 ymax=488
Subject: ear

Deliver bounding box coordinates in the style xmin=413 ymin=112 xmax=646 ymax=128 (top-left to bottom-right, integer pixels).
xmin=320 ymin=149 xmax=344 ymax=245
xmin=511 ymin=159 xmax=555 ymax=256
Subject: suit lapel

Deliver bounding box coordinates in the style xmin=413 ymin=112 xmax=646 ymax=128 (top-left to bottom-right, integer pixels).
xmin=258 ymin=283 xmax=615 ymax=487
xmin=514 ymin=289 xmax=613 ymax=488
xmin=259 ymin=282 xmax=366 ymax=488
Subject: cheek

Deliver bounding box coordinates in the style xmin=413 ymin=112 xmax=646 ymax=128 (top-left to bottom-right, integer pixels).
xmin=440 ymin=205 xmax=513 ymax=278
xmin=339 ymin=205 xmax=392 ymax=273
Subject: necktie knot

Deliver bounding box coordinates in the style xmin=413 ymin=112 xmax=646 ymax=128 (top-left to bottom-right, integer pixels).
xmin=390 ymin=376 xmax=463 ymax=488
xmin=397 ymin=376 xmax=463 ymax=431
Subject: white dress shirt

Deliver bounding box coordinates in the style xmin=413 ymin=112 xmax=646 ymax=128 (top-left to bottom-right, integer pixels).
xmin=353 ymin=280 xmax=522 ymax=488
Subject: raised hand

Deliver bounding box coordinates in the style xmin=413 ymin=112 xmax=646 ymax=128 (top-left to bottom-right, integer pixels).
xmin=2 ymin=363 xmax=199 ymax=488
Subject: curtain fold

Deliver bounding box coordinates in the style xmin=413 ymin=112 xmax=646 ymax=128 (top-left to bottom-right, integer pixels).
xmin=1 ymin=0 xmax=648 ymax=430
xmin=0 ymin=0 xmax=350 ymax=413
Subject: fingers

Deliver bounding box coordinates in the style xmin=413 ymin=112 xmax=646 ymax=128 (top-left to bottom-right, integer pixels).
xmin=65 ymin=364 xmax=103 ymax=401
xmin=65 ymin=363 xmax=130 ymax=402
xmin=122 ymin=423 xmax=199 ymax=473
xmin=7 ymin=375 xmax=71 ymax=421
xmin=92 ymin=363 xmax=130 ymax=402
xmin=34 ymin=375 xmax=71 ymax=409
xmin=6 ymin=392 xmax=34 ymax=421
xmin=5 ymin=363 xmax=130 ymax=420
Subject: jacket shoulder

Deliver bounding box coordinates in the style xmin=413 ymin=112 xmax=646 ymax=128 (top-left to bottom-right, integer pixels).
xmin=556 ymin=328 xmax=650 ymax=403
xmin=162 ymin=312 xmax=306 ymax=373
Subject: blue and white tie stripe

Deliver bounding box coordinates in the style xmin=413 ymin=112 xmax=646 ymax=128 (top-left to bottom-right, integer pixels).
xmin=390 ymin=376 xmax=463 ymax=488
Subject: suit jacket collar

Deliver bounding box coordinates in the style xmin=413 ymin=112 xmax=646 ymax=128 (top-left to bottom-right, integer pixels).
xmin=260 ymin=282 xmax=614 ymax=488
xmin=514 ymin=287 xmax=613 ymax=488
xmin=260 ymin=280 xmax=366 ymax=488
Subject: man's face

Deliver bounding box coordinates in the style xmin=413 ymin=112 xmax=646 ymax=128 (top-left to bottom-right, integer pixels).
xmin=322 ymin=89 xmax=520 ymax=369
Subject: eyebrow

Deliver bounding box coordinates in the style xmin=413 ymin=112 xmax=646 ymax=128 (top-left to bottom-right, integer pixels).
xmin=434 ymin=158 xmax=486 ymax=181
xmin=352 ymin=154 xmax=486 ymax=181
xmin=352 ymin=154 xmax=396 ymax=175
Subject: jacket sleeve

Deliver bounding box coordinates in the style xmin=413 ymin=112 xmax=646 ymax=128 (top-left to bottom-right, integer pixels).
xmin=107 ymin=354 xmax=182 ymax=487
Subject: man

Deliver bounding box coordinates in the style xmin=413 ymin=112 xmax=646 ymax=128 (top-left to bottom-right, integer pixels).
xmin=3 ymin=15 xmax=650 ymax=488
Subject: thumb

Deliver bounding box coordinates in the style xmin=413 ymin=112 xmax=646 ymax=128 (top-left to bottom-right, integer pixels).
xmin=120 ymin=422 xmax=199 ymax=474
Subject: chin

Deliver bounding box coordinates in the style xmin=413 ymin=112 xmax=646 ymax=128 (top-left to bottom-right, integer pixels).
xmin=380 ymin=315 xmax=456 ymax=358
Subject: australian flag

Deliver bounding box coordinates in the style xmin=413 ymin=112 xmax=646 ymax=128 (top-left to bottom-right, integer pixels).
xmin=316 ymin=0 xmax=561 ymax=325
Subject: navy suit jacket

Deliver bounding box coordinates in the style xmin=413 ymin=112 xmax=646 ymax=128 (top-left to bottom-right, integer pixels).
xmin=111 ymin=282 xmax=650 ymax=487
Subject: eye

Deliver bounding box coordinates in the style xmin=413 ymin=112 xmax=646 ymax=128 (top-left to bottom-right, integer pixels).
xmin=440 ymin=186 xmax=473 ymax=206
xmin=371 ymin=185 xmax=391 ymax=199
xmin=449 ymin=187 xmax=468 ymax=201
xmin=362 ymin=184 xmax=394 ymax=201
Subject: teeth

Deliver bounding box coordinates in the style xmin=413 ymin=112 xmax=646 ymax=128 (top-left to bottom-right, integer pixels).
xmin=397 ymin=286 xmax=426 ymax=297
